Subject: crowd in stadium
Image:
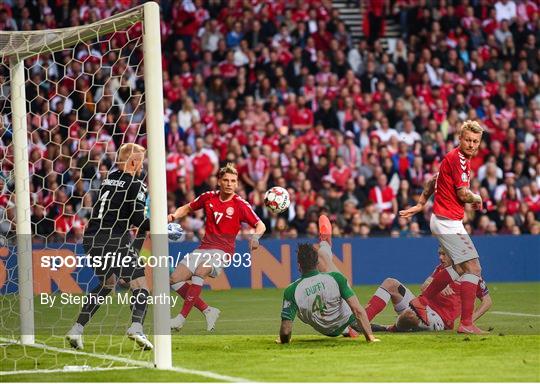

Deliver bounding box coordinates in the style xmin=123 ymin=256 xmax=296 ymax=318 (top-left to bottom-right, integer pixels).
xmin=0 ymin=0 xmax=539 ymax=242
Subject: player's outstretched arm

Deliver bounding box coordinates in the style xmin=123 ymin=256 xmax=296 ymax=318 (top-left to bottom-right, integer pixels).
xmin=278 ymin=320 xmax=293 ymax=344
xmin=399 ymin=173 xmax=438 ymax=218
xmin=250 ymin=221 xmax=267 ymax=250
xmin=473 ymin=293 xmax=492 ymax=322
xmin=168 ymin=203 xmax=193 ymax=222
xmin=346 ymin=295 xmax=380 ymax=343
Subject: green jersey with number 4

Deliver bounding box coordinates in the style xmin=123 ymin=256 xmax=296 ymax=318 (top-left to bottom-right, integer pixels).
xmin=280 ymin=270 xmax=356 ymax=336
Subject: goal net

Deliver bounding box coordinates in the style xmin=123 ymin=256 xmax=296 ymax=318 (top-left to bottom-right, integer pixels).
xmin=0 ymin=3 xmax=171 ymax=374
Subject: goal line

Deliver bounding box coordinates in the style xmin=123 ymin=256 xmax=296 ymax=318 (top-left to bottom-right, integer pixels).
xmin=0 ymin=337 xmax=250 ymax=382
xmin=0 ymin=366 xmax=138 ymax=377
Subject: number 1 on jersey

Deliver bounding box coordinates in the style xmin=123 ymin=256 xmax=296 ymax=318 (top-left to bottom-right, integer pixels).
xmin=97 ymin=190 xmax=110 ymax=219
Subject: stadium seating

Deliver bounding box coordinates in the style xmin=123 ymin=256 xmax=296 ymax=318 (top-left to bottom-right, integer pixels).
xmin=0 ymin=0 xmax=538 ymax=240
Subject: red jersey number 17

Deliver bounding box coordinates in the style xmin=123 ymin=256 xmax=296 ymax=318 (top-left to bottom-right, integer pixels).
xmin=214 ymin=211 xmax=223 ymax=224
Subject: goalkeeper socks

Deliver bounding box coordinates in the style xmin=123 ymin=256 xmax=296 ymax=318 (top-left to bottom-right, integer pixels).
xmin=77 ymin=285 xmax=112 ymax=326
xmin=365 ymin=287 xmax=391 ymax=321
xmin=180 ymin=276 xmax=204 ymax=318
xmin=131 ymin=288 xmax=149 ymax=325
xmin=173 ymin=282 xmax=209 ymax=312
xmin=460 ymin=274 xmax=480 ymax=326
xmin=422 ymin=266 xmax=460 ymax=300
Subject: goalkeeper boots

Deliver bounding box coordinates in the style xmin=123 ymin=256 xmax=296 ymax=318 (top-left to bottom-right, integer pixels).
xmin=66 ymin=323 xmax=84 ymax=350
xmin=170 ymin=314 xmax=186 ymax=331
xmin=204 ymin=307 xmax=221 ymax=331
xmin=127 ymin=323 xmax=153 ymax=350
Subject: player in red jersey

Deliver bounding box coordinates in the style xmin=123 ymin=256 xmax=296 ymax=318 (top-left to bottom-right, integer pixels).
xmin=167 ymin=163 xmax=266 ymax=331
xmin=365 ymin=247 xmax=492 ymax=332
xmin=400 ymin=120 xmax=488 ymax=334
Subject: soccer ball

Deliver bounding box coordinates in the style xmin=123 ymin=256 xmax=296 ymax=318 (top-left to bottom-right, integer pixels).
xmin=167 ymin=222 xmax=185 ymax=242
xmin=264 ymin=186 xmax=290 ymax=214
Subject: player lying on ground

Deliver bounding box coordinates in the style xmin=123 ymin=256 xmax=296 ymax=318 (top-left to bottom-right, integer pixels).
xmin=167 ymin=163 xmax=266 ymax=331
xmin=67 ymin=143 xmax=153 ymax=350
xmin=400 ymin=120 xmax=489 ymax=334
xmin=365 ymin=246 xmax=492 ymax=332
xmin=278 ymin=242 xmax=380 ymax=344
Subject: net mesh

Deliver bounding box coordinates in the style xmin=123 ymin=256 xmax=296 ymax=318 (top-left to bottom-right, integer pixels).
xmin=0 ymin=6 xmax=158 ymax=372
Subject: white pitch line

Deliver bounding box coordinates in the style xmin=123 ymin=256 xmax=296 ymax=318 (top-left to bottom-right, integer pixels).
xmin=491 ymin=311 xmax=540 ymax=318
xmin=0 ymin=366 xmax=137 ymax=376
xmin=0 ymin=337 xmax=251 ymax=382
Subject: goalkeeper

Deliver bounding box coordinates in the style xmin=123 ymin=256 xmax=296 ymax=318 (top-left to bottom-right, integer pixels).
xmin=278 ymin=243 xmax=380 ymax=344
xmin=66 ymin=143 xmax=153 ymax=350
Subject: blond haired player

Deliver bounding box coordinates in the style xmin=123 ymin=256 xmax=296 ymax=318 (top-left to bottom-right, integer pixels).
xmin=400 ymin=120 xmax=488 ymax=334
xmin=168 ymin=163 xmax=266 ymax=330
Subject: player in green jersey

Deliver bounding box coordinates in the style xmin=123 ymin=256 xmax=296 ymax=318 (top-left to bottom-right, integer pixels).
xmin=278 ymin=240 xmax=380 ymax=344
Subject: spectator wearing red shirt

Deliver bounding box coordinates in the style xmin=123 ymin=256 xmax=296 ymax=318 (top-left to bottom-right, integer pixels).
xmin=369 ymin=173 xmax=397 ymax=215
xmin=54 ymin=205 xmax=83 ymax=239
xmin=329 ymin=156 xmax=352 ymax=190
xmin=240 ymin=146 xmax=270 ymax=191
xmin=290 ymin=96 xmax=314 ymax=133
xmin=523 ymin=183 xmax=540 ymax=214
xmin=503 ymin=185 xmax=521 ymax=215
xmin=172 ymin=0 xmax=199 ymax=55
xmin=190 ymin=137 xmax=219 ymax=195
xmin=365 ymin=0 xmax=386 ymax=45
xmin=166 ymin=141 xmax=191 ymax=192
xmin=262 ymin=122 xmax=281 ymax=153
xmin=218 ymin=51 xmax=238 ymax=79
xmin=392 ymin=142 xmax=414 ymax=179
xmin=296 ymin=179 xmax=317 ymax=211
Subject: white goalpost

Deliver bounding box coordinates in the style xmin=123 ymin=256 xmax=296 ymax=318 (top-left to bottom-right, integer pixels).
xmin=1 ymin=2 xmax=171 ymax=370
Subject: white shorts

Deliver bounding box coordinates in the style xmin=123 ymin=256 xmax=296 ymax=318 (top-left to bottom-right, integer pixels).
xmin=180 ymin=248 xmax=226 ymax=278
xmin=417 ymin=306 xmax=446 ymax=331
xmin=430 ymin=214 xmax=479 ymax=264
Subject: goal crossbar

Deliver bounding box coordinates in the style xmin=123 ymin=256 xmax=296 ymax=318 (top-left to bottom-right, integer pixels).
xmin=0 ymin=5 xmax=144 ymax=61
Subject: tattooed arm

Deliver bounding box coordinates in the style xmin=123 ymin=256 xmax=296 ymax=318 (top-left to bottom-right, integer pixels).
xmin=456 ymin=187 xmax=482 ymax=204
xmin=417 ymin=173 xmax=438 ymax=206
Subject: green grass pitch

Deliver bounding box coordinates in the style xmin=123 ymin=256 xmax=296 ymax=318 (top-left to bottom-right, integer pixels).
xmin=1 ymin=282 xmax=539 ymax=382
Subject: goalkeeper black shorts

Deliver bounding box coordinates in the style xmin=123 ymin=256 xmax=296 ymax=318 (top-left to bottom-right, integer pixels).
xmin=83 ymin=236 xmax=145 ymax=282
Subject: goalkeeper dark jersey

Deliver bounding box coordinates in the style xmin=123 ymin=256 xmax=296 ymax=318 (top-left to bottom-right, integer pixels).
xmin=85 ymin=169 xmax=149 ymax=244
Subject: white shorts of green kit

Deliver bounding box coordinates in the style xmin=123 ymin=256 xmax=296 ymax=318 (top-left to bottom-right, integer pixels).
xmin=430 ymin=214 xmax=480 ymax=265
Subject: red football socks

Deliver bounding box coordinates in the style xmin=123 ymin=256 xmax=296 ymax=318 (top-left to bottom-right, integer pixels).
xmin=179 ymin=283 xmax=205 ymax=317
xmin=176 ymin=283 xmax=209 ymax=312
xmin=365 ymin=287 xmax=391 ymax=321
xmin=460 ymin=274 xmax=480 ymax=326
